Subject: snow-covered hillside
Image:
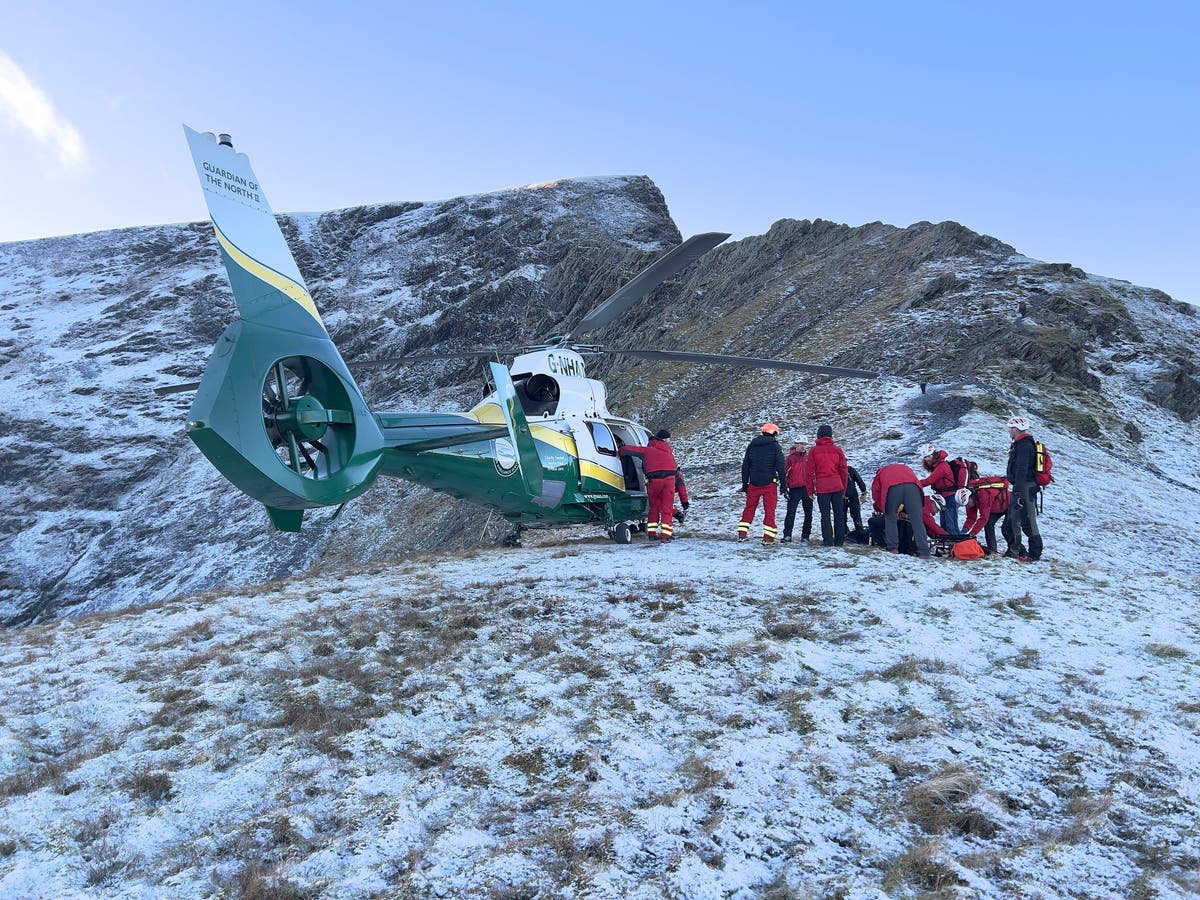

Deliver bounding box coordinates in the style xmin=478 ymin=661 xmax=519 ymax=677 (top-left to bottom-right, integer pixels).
xmin=2 ymin=374 xmax=1197 ymax=898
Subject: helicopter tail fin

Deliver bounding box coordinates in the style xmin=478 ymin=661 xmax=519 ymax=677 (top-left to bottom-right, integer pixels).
xmin=489 ymin=362 xmax=544 ymax=498
xmin=182 ymin=126 xmax=384 ymax=530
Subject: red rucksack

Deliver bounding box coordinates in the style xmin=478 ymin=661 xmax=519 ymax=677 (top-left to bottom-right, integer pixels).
xmin=947 ymin=457 xmax=979 ymax=489
xmin=1033 ymin=443 xmax=1053 ymax=487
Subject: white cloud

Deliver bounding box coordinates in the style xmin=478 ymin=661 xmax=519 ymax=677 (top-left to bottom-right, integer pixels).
xmin=0 ymin=51 xmax=87 ymax=171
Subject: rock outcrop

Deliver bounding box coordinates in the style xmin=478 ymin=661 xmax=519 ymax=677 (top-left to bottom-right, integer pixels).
xmin=2 ymin=179 xmax=1196 ymax=624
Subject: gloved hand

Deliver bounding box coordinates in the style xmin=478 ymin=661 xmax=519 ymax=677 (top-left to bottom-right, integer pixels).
xmin=673 ymin=509 xmax=686 ymax=523
xmin=739 ymin=484 xmax=747 ymax=493
xmin=861 ymin=492 xmax=869 ymax=503
xmin=682 ymin=502 xmax=689 ymax=511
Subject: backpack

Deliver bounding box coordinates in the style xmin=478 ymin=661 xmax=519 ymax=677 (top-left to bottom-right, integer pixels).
xmin=951 ymin=539 xmax=985 ymax=560
xmin=947 ymin=457 xmax=979 ymax=489
xmin=1034 ymin=443 xmax=1053 ymax=487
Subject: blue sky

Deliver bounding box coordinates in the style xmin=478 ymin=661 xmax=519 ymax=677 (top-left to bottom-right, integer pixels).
xmin=1 ymin=1 xmax=1196 ymax=302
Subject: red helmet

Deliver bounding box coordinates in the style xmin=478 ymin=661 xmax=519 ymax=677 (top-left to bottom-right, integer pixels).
xmin=761 ymin=422 xmax=780 ymax=435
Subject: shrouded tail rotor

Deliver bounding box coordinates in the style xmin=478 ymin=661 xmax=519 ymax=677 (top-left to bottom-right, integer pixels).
xmin=186 ymin=321 xmax=384 ymax=531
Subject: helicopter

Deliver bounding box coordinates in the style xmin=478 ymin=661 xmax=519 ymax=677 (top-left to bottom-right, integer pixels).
xmin=161 ymin=125 xmax=881 ymax=545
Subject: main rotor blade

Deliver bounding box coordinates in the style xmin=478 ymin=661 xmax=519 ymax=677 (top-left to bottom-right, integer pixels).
xmin=154 ymin=381 xmax=201 ymax=396
xmin=575 ymin=232 xmax=730 ymax=335
xmin=350 ymin=349 xmax=512 ymax=368
xmin=602 ymin=348 xmax=881 ymax=379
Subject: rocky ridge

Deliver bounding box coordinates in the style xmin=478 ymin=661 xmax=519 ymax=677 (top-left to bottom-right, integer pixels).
xmin=2 ymin=178 xmax=1198 ymax=624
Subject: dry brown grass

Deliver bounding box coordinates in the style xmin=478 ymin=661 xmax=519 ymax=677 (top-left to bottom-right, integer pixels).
xmin=883 ymin=838 xmax=966 ymax=893
xmin=905 ymin=765 xmax=996 ymax=837
xmin=0 ymin=734 xmax=119 ymax=798
xmin=1146 ymin=643 xmax=1189 ymax=659
xmin=877 ymin=656 xmax=958 ymax=682
xmin=124 ymin=770 xmax=173 ymax=804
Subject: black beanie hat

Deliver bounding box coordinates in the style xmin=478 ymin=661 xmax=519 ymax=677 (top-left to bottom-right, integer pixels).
xmin=655 ymin=429 xmax=671 ymax=440
xmin=817 ymin=424 xmax=833 ymax=439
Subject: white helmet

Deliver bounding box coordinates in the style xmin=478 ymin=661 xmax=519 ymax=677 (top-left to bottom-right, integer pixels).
xmin=956 ymin=488 xmax=972 ymax=506
xmin=1007 ymin=416 xmax=1029 ymax=431
xmin=919 ymin=442 xmax=936 ymax=458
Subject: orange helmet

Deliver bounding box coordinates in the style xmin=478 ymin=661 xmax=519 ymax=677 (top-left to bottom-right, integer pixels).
xmin=761 ymin=422 xmax=779 ymax=435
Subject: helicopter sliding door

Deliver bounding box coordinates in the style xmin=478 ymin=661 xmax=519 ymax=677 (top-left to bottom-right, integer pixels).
xmin=608 ymin=421 xmax=649 ymax=491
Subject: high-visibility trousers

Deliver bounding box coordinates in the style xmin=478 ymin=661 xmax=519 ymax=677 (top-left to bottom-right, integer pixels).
xmin=647 ymin=477 xmax=676 ymax=539
xmin=738 ymin=483 xmax=778 ymax=539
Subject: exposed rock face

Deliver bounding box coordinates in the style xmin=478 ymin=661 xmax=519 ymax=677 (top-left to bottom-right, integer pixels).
xmin=2 ymin=179 xmax=1196 ymax=624
xmin=0 ymin=177 xmax=678 ymax=625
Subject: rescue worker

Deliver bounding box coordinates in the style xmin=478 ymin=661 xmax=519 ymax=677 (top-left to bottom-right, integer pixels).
xmin=922 ymin=493 xmax=949 ymax=539
xmin=807 ymin=424 xmax=849 ymax=547
xmin=870 ymin=463 xmax=931 ymax=558
xmin=739 ymin=422 xmax=788 ymax=546
xmin=963 ymin=477 xmax=1011 ymax=554
xmin=842 ymin=464 xmax=869 ymax=536
xmin=619 ymin=429 xmax=688 ymax=543
xmin=1003 ymin=416 xmax=1042 ymax=561
xmin=919 ymin=443 xmax=961 ymax=534
xmin=782 ymin=438 xmax=813 ymax=543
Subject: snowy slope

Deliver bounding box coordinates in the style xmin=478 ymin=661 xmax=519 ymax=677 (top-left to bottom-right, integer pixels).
xmin=1 ymin=375 xmax=1197 ymax=898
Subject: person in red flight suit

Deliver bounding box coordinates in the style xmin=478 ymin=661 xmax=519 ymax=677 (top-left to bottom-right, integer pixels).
xmin=807 ymin=424 xmax=849 ymax=546
xmin=922 ymin=494 xmax=949 ymax=538
xmin=739 ymin=422 xmax=788 ymax=546
xmin=782 ymin=438 xmax=813 ymax=543
xmin=963 ymin=477 xmax=1011 ymax=554
xmin=919 ymin=444 xmax=962 ymax=534
xmin=870 ymin=463 xmax=931 ymax=557
xmin=619 ymin=429 xmax=688 ymax=543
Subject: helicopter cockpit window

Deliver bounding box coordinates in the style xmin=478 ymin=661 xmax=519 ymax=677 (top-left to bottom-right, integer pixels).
xmin=586 ymin=421 xmax=618 ymax=456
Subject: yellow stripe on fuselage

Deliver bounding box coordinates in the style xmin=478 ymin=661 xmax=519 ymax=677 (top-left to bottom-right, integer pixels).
xmin=213 ymin=223 xmax=324 ymax=325
xmin=467 ymin=406 xmax=624 ymax=490
xmin=580 ymin=460 xmax=625 ymax=490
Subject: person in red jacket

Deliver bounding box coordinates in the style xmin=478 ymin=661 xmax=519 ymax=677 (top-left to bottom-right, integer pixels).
xmin=964 ymin=477 xmax=1011 ymax=554
xmin=619 ymin=429 xmax=688 ymax=543
xmin=782 ymin=438 xmax=813 ymax=543
xmin=919 ymin=444 xmax=962 ymax=534
xmin=922 ymin=494 xmax=949 ymax=538
xmin=807 ymin=424 xmax=849 ymax=546
xmin=870 ymin=463 xmax=931 ymax=557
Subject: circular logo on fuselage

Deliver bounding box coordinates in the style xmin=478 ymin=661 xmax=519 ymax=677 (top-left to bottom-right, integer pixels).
xmin=494 ymin=438 xmax=519 ymax=476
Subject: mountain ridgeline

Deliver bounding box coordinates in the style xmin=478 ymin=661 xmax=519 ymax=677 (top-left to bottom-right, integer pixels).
xmin=1 ymin=176 xmax=1196 ymax=624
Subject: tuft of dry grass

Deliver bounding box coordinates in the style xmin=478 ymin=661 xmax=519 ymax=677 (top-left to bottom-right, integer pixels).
xmin=877 ymin=656 xmax=958 ymax=682
xmin=504 ymin=748 xmax=546 ymax=778
xmin=883 ymin=839 xmax=966 ymax=893
xmin=125 ymin=770 xmax=173 ymax=804
xmin=1146 ymin=643 xmax=1188 ymax=659
xmin=905 ymin=765 xmax=994 ymax=837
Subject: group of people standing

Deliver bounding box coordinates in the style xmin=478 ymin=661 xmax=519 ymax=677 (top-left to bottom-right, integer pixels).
xmin=620 ymin=416 xmax=1048 ymax=563
xmin=735 ymin=416 xmax=1048 ymax=560
xmin=739 ymin=422 xmax=866 ymax=547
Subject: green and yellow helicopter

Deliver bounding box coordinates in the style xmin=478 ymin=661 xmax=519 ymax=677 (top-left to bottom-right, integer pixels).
xmin=162 ymin=126 xmax=879 ymax=544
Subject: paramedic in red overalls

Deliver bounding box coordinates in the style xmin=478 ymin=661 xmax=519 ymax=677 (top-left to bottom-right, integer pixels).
xmin=619 ymin=429 xmax=688 ymax=543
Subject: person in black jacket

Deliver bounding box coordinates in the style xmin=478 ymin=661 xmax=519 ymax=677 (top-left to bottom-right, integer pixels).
xmin=1003 ymin=415 xmax=1042 ymax=561
xmin=739 ymin=422 xmax=789 ymax=546
xmin=841 ymin=464 xmax=869 ymax=537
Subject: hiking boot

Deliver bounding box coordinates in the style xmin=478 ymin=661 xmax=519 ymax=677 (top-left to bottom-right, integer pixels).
xmin=780 ymin=536 xmax=793 ymax=543
xmin=762 ymin=538 xmax=777 ymax=547
xmin=736 ymin=535 xmax=749 ymax=543
xmin=1017 ymin=554 xmax=1033 ymax=563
